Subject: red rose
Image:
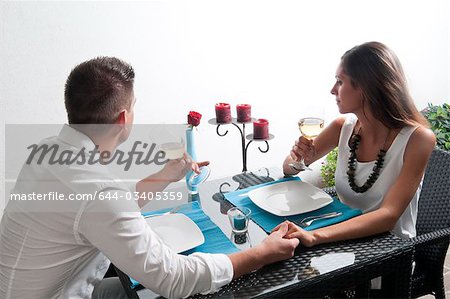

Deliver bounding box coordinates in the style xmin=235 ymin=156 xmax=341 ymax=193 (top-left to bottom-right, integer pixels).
xmin=188 ymin=111 xmax=202 ymax=127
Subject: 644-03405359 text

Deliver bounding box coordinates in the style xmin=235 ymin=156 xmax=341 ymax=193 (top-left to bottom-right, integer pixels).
xmin=9 ymin=191 xmax=183 ymax=201
xmin=98 ymin=191 xmax=183 ymax=201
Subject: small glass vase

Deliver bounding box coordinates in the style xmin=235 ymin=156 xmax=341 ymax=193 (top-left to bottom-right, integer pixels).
xmin=185 ymin=127 xmax=198 ymax=194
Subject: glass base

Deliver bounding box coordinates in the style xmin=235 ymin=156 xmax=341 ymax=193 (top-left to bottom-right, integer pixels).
xmin=230 ymin=231 xmax=252 ymax=250
xmin=188 ymin=166 xmax=211 ymax=187
xmin=288 ymin=161 xmax=311 ymax=171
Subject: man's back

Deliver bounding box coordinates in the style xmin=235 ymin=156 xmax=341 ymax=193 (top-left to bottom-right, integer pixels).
xmin=0 ymin=208 xmax=107 ymax=298
xmin=0 ymin=126 xmax=113 ymax=298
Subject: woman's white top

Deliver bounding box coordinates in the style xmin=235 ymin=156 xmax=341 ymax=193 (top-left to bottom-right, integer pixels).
xmin=335 ymin=116 xmax=420 ymax=238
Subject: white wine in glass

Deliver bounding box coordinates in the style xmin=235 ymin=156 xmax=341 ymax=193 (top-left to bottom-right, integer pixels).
xmin=160 ymin=139 xmax=185 ymax=160
xmin=289 ymin=117 xmax=324 ymax=171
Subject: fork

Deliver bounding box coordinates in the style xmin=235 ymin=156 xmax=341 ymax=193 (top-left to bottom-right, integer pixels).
xmin=294 ymin=211 xmax=342 ymax=228
xmin=144 ymin=206 xmax=182 ymax=218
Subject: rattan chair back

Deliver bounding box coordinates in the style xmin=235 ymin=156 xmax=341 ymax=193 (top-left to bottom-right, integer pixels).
xmin=412 ymin=148 xmax=450 ymax=298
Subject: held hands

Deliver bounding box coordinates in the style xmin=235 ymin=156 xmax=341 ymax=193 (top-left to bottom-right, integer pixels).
xmin=162 ymin=153 xmax=209 ymax=182
xmin=272 ymin=221 xmax=316 ymax=248
xmin=290 ymin=136 xmax=315 ymax=165
xmin=257 ymin=223 xmax=300 ymax=264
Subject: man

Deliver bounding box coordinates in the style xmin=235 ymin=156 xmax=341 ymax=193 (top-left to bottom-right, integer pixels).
xmin=0 ymin=57 xmax=299 ymax=299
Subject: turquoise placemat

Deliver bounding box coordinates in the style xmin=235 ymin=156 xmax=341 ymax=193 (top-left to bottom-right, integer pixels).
xmin=224 ymin=177 xmax=362 ymax=233
xmin=130 ymin=201 xmax=239 ymax=289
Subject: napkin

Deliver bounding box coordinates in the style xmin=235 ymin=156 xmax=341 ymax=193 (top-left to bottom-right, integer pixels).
xmin=224 ymin=177 xmax=362 ymax=233
xmin=131 ymin=201 xmax=239 ymax=289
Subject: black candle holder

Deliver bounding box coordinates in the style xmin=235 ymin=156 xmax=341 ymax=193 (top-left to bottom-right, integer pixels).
xmin=208 ymin=118 xmax=274 ymax=172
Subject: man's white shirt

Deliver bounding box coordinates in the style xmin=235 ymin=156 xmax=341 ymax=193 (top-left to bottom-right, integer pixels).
xmin=0 ymin=125 xmax=233 ymax=299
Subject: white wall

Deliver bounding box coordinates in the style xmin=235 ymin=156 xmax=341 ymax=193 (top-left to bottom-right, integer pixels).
xmin=1 ymin=0 xmax=449 ymax=215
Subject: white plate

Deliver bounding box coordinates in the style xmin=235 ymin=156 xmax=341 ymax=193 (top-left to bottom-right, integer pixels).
xmin=248 ymin=180 xmax=333 ymax=216
xmin=145 ymin=214 xmax=204 ymax=253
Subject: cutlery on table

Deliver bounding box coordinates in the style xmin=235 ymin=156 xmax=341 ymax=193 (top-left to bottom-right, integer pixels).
xmin=144 ymin=206 xmax=182 ymax=218
xmin=294 ymin=211 xmax=342 ymax=228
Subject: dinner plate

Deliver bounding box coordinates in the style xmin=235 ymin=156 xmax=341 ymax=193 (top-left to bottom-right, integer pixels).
xmin=247 ymin=180 xmax=333 ymax=216
xmin=145 ymin=213 xmax=205 ymax=253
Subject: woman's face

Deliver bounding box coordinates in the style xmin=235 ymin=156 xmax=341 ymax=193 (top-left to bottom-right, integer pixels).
xmin=330 ymin=64 xmax=363 ymax=114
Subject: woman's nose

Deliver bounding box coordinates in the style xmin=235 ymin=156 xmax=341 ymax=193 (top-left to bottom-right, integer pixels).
xmin=330 ymin=84 xmax=337 ymax=95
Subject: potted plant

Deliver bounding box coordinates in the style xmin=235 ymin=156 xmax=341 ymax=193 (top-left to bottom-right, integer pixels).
xmin=422 ymin=103 xmax=450 ymax=151
xmin=320 ymin=147 xmax=338 ymax=188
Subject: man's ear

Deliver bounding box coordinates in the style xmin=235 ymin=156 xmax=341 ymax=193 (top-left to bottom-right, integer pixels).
xmin=116 ymin=110 xmax=127 ymax=125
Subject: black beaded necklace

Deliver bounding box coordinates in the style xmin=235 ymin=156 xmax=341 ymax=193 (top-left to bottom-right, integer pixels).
xmin=347 ymin=128 xmax=388 ymax=193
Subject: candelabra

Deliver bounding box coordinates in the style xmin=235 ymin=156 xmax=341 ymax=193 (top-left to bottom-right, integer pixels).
xmin=209 ymin=118 xmax=274 ymax=172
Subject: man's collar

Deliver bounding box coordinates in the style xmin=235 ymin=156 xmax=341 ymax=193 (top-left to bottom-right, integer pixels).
xmin=58 ymin=124 xmax=97 ymax=151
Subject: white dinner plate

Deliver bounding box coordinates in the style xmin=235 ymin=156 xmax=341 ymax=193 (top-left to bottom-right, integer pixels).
xmin=247 ymin=180 xmax=333 ymax=216
xmin=145 ymin=213 xmax=205 ymax=253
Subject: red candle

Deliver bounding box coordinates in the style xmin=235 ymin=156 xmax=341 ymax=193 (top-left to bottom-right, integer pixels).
xmin=215 ymin=103 xmax=232 ymax=123
xmin=253 ymin=119 xmax=269 ymax=139
xmin=236 ymin=104 xmax=252 ymax=123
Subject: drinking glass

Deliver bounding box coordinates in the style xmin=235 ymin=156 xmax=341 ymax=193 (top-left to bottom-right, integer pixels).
xmin=160 ymin=138 xmax=185 ymax=160
xmin=187 ymin=165 xmax=211 ymax=189
xmin=289 ymin=117 xmax=324 ymax=171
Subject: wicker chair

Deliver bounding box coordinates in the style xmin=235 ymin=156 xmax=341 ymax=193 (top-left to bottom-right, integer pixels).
xmin=322 ymin=148 xmax=450 ymax=298
xmin=410 ymin=148 xmax=450 ymax=298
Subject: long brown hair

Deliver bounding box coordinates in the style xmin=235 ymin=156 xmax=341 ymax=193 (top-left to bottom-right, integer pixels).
xmin=341 ymin=42 xmax=428 ymax=128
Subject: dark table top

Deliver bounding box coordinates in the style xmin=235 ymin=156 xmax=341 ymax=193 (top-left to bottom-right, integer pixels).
xmin=138 ymin=169 xmax=413 ymax=298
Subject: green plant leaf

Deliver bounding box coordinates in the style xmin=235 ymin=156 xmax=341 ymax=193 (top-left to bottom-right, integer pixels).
xmin=423 ymin=102 xmax=450 ymax=152
xmin=320 ymin=147 xmax=338 ymax=187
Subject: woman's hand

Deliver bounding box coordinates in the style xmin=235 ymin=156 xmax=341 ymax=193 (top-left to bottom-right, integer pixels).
xmin=272 ymin=221 xmax=317 ymax=247
xmin=290 ymin=136 xmax=315 ymax=166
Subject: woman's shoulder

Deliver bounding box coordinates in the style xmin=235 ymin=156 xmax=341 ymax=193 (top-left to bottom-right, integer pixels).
xmin=328 ymin=116 xmax=356 ymax=134
xmin=409 ymin=126 xmax=436 ymax=147
xmin=330 ymin=115 xmax=352 ymax=128
xmin=405 ymin=126 xmax=436 ymax=160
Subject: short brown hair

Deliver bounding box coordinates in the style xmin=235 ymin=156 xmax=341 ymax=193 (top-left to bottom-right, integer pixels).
xmin=341 ymin=42 xmax=428 ymax=128
xmin=64 ymin=57 xmax=135 ymax=124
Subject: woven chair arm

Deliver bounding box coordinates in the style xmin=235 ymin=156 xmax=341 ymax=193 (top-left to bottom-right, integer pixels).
xmin=410 ymin=227 xmax=450 ymax=247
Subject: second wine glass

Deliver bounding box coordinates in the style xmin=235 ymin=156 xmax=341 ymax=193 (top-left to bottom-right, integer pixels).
xmin=289 ymin=117 xmax=324 ymax=171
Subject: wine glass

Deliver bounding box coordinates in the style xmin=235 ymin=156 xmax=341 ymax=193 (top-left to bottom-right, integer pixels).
xmin=289 ymin=117 xmax=324 ymax=171
xmin=187 ymin=164 xmax=211 ymax=191
xmin=160 ymin=138 xmax=210 ymax=193
xmin=160 ymin=138 xmax=185 ymax=160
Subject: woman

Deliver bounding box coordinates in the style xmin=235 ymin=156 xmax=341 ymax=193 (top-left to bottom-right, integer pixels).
xmin=281 ymin=41 xmax=435 ymax=247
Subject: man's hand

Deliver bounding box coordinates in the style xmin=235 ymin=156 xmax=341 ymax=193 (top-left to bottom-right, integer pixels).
xmin=257 ymin=222 xmax=300 ymax=264
xmin=162 ymin=153 xmax=210 ymax=182
xmin=272 ymin=221 xmax=316 ymax=247
xmin=229 ymin=222 xmax=299 ymax=279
